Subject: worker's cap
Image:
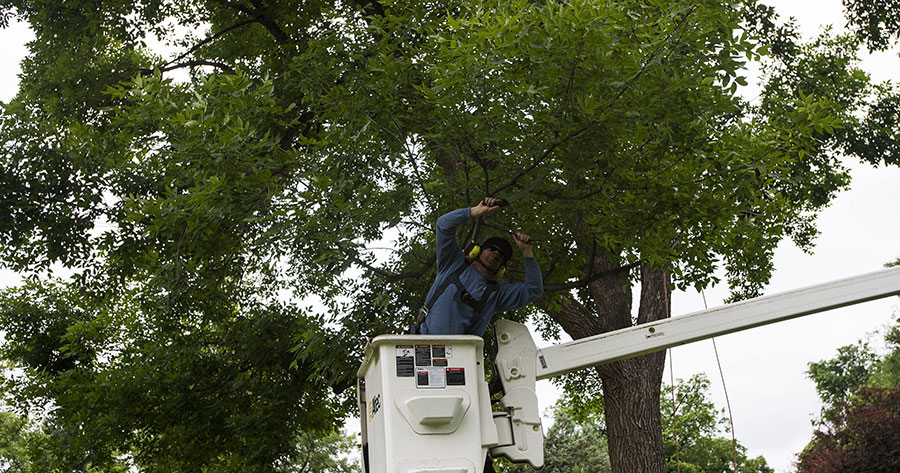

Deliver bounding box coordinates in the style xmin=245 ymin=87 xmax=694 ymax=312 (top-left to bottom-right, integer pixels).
xmin=482 ymin=237 xmax=513 ymax=265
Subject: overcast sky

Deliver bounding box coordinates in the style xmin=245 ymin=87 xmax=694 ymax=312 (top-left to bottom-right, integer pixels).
xmin=2 ymin=2 xmax=899 ymax=472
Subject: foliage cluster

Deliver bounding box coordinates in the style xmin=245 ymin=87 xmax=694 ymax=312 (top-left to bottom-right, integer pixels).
xmin=797 ymin=313 xmax=900 ymax=472
xmin=0 ymin=279 xmax=353 ymax=472
xmin=795 ymin=385 xmax=900 ymax=473
xmin=806 ymin=314 xmax=900 ymax=414
xmin=842 ymin=0 xmax=900 ymax=51
xmin=496 ymin=408 xmax=611 ymax=473
xmin=660 ymin=374 xmax=773 ymax=473
xmin=0 ymin=409 xmax=58 ymax=473
xmin=543 ymin=373 xmax=773 ymax=473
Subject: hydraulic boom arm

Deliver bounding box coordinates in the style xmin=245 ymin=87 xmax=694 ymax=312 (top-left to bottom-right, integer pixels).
xmin=489 ymin=266 xmax=900 ymax=466
xmin=534 ymin=266 xmax=900 ymax=380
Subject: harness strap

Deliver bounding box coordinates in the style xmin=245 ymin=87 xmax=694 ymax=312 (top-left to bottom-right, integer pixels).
xmin=412 ymin=265 xmax=499 ymax=334
xmin=426 ymin=264 xmax=468 ymax=313
xmin=459 ymin=279 xmax=499 ymax=334
xmin=410 ymin=264 xmax=468 ymax=334
xmin=453 ymin=279 xmax=498 ymax=314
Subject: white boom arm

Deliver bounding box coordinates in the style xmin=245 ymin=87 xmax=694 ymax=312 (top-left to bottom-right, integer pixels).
xmin=536 ymin=266 xmax=900 ymax=379
xmin=489 ymin=266 xmax=900 ymax=466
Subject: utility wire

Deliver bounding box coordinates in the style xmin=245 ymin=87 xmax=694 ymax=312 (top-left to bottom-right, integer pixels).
xmin=703 ymin=290 xmax=740 ymax=473
xmin=663 ymin=272 xmax=682 ymax=473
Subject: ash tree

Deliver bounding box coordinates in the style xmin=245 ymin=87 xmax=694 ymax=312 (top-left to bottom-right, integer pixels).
xmin=1 ymin=0 xmax=898 ymax=472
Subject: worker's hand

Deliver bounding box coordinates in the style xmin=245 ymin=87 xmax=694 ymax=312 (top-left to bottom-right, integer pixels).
xmin=513 ymin=232 xmax=534 ymax=258
xmin=470 ymin=197 xmax=505 ymax=218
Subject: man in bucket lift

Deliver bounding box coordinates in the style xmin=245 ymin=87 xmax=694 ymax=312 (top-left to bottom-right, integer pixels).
xmin=415 ymin=197 xmax=543 ymax=336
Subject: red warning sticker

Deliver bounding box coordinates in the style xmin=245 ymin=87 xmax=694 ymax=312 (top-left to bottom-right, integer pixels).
xmin=446 ymin=367 xmax=465 ymax=386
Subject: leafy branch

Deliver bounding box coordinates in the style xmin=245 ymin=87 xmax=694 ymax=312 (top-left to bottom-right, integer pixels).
xmin=491 ymin=5 xmax=699 ymax=198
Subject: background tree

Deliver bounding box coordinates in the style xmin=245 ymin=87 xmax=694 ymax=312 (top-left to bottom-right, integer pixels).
xmin=503 ymin=373 xmax=773 ymax=473
xmin=1 ymin=1 xmax=898 ymax=472
xmin=806 ymin=312 xmax=900 ymax=413
xmin=870 ymin=319 xmax=900 ymax=387
xmin=794 ymin=385 xmax=900 ymax=473
xmin=496 ymin=407 xmax=611 ymax=473
xmin=281 ymin=430 xmax=361 ymax=473
xmin=806 ymin=341 xmax=881 ymax=410
xmin=796 ymin=306 xmax=900 ymax=473
xmin=661 ymin=374 xmax=773 ymax=473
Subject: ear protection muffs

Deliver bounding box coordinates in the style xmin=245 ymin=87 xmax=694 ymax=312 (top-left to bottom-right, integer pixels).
xmin=466 ymin=244 xmax=481 ymax=261
xmin=466 ymin=238 xmax=511 ymax=278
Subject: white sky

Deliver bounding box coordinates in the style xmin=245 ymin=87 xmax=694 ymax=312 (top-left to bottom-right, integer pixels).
xmin=1 ymin=2 xmax=898 ymax=472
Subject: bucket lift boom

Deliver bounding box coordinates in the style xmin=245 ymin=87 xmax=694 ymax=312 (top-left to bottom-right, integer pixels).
xmin=358 ymin=266 xmax=900 ymax=472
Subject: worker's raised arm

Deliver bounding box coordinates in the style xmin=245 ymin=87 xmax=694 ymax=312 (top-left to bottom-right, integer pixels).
xmin=435 ymin=198 xmax=505 ymax=272
xmin=434 ymin=209 xmax=468 ymax=272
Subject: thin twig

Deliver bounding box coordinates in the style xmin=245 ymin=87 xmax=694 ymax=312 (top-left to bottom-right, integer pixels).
xmin=159 ymin=60 xmax=236 ymax=74
xmin=159 ymin=19 xmax=256 ymax=71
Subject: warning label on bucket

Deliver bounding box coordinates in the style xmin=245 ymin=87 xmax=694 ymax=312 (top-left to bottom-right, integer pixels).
xmin=416 ymin=367 xmax=447 ymax=389
xmin=395 ymin=345 xmax=414 ymax=377
xmin=446 ymin=367 xmax=466 ymax=386
xmin=431 ymin=345 xmax=453 ymax=359
xmin=395 ymin=344 xmax=466 ymax=387
xmin=415 ymin=345 xmax=432 ymax=366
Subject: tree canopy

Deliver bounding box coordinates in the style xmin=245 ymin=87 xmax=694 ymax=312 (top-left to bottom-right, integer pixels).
xmin=1 ymin=0 xmax=899 ymax=471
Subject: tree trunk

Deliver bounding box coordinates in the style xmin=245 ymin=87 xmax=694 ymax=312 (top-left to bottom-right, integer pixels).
xmin=542 ymin=259 xmax=671 ymax=473
xmin=600 ymin=352 xmax=667 ymax=473
xmin=596 ymin=266 xmax=670 ymax=473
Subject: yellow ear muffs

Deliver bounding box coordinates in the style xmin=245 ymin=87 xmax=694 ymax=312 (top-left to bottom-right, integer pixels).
xmin=467 ymin=244 xmax=481 ymax=261
xmin=467 ymin=242 xmax=506 ymax=277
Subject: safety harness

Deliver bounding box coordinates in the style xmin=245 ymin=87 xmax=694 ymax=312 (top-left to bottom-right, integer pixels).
xmin=411 ymin=263 xmax=499 ymax=335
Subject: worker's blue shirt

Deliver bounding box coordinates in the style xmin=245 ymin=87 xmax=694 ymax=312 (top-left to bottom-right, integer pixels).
xmin=420 ymin=208 xmax=543 ymax=336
